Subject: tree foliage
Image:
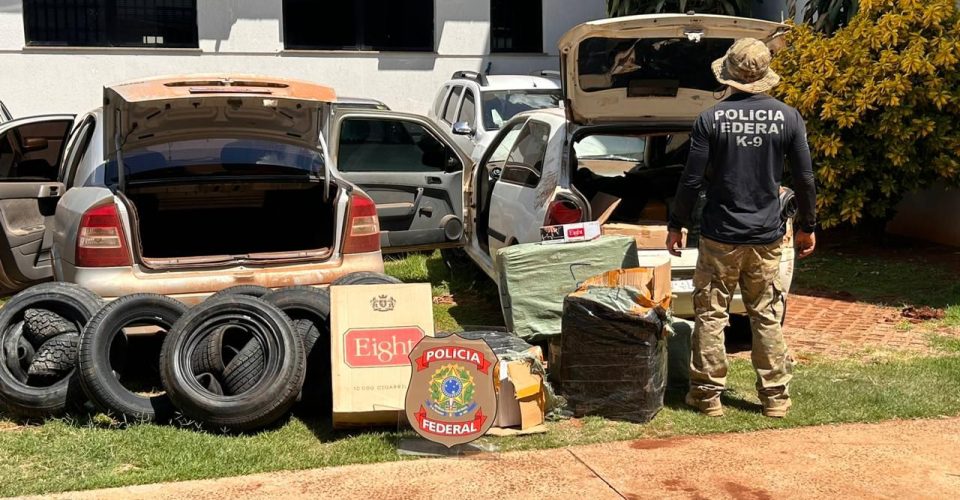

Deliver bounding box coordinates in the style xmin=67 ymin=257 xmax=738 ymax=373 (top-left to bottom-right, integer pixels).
xmin=607 ymin=0 xmax=752 ymax=17
xmin=772 ymin=0 xmax=960 ymax=227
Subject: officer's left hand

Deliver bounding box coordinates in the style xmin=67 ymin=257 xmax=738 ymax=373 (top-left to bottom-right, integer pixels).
xmin=666 ymin=229 xmax=684 ymax=257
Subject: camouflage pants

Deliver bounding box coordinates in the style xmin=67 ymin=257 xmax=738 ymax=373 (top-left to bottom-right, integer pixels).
xmin=689 ymin=237 xmax=793 ymax=406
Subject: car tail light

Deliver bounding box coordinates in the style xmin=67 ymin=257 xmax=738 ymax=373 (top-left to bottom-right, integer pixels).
xmin=76 ymin=204 xmax=132 ymax=267
xmin=342 ymin=192 xmax=381 ymax=254
xmin=545 ymin=199 xmax=583 ymax=226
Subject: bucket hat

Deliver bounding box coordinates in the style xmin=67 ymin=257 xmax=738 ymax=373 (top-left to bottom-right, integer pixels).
xmin=711 ymin=38 xmax=780 ymax=94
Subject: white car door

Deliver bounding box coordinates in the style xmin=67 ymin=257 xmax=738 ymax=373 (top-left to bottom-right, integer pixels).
xmin=485 ymin=118 xmax=553 ymax=257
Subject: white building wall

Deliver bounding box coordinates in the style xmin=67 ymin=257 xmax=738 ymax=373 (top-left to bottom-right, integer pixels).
xmin=0 ymin=0 xmax=606 ymax=117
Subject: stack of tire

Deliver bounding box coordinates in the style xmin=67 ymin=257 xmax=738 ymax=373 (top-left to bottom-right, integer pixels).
xmin=0 ymin=272 xmax=400 ymax=432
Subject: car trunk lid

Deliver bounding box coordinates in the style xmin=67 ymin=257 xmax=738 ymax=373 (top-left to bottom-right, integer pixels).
xmin=558 ymin=14 xmax=788 ymax=124
xmin=103 ymin=75 xmax=335 ymax=187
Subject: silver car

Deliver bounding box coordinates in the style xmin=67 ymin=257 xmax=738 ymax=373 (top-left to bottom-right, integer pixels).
xmin=0 ymin=75 xmax=391 ymax=302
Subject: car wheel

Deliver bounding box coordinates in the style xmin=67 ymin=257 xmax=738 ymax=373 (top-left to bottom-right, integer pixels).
xmin=78 ymin=293 xmax=187 ymax=423
xmin=209 ymin=285 xmax=272 ymax=299
xmin=0 ymin=283 xmax=101 ymax=418
xmin=160 ymin=295 xmax=305 ymax=432
xmin=331 ymin=272 xmax=402 ymax=286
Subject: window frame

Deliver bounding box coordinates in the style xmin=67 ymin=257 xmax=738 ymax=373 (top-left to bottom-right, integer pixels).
xmin=22 ymin=0 xmax=199 ymax=49
xmin=61 ymin=115 xmax=97 ymax=187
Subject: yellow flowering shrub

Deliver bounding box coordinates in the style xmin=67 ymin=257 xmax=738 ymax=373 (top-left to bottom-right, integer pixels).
xmin=772 ymin=0 xmax=960 ymax=227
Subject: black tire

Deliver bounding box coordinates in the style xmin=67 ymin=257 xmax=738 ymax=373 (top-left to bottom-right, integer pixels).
xmin=23 ymin=308 xmax=80 ymax=346
xmin=261 ymin=286 xmax=332 ymax=412
xmin=189 ymin=324 xmax=228 ymax=377
xmin=160 ymin=295 xmax=305 ymax=432
xmin=222 ymin=339 xmax=266 ymax=395
xmin=209 ymin=285 xmax=272 ymax=299
xmin=78 ymin=294 xmax=187 ymax=423
xmin=27 ymin=333 xmax=80 ymax=379
xmin=2 ymin=322 xmax=31 ymax=383
xmin=331 ymin=272 xmax=402 ymax=286
xmin=0 ymin=282 xmax=101 ymax=418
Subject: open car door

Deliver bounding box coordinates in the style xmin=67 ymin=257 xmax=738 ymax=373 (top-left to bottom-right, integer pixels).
xmin=0 ymin=115 xmax=75 ymax=295
xmin=330 ymin=109 xmax=468 ymax=252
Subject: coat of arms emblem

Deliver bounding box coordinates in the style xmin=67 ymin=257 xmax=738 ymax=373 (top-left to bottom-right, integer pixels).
xmin=405 ymin=334 xmax=498 ymax=447
xmin=370 ymin=294 xmax=396 ymax=312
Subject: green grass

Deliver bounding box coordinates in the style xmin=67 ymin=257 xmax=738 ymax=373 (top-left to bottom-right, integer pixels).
xmin=384 ymin=251 xmax=504 ymax=332
xmin=2 ymin=354 xmax=960 ymax=496
xmin=794 ymin=247 xmax=960 ymax=327
xmin=2 ymin=247 xmax=959 ymax=495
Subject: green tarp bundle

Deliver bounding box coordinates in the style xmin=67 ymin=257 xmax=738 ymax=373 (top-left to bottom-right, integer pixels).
xmin=495 ymin=236 xmax=639 ymax=341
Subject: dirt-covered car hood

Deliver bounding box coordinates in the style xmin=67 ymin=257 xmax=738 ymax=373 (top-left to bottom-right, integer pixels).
xmin=103 ymin=74 xmax=336 ymax=158
xmin=558 ymin=14 xmax=788 ymax=124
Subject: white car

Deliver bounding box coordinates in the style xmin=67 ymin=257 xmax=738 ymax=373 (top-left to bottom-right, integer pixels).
xmin=428 ymin=71 xmax=562 ymax=162
xmin=454 ymin=14 xmax=795 ymax=317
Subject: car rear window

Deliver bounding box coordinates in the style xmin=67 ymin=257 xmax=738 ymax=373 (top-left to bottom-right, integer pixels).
xmin=577 ymin=37 xmax=735 ymax=95
xmin=105 ymin=138 xmax=325 ymax=184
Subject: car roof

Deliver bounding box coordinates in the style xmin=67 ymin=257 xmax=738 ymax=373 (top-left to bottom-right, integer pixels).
xmin=105 ymin=74 xmax=337 ymax=104
xmin=335 ymin=96 xmax=389 ymax=109
xmin=450 ymin=74 xmax=561 ymax=91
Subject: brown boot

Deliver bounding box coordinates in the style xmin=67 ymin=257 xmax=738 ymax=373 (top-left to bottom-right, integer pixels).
xmin=762 ymin=398 xmax=792 ymax=418
xmin=685 ymin=393 xmax=724 ymax=417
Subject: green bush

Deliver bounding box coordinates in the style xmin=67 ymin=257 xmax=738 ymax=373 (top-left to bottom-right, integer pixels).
xmin=772 ymin=0 xmax=960 ymax=227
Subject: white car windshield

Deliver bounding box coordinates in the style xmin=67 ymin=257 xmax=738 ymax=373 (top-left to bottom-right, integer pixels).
xmin=481 ymin=90 xmax=561 ymax=131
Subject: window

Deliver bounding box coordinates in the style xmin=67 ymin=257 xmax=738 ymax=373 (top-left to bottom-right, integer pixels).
xmin=442 ymin=86 xmax=463 ymax=124
xmin=432 ymin=86 xmax=450 ymax=118
xmin=283 ymin=0 xmax=433 ymax=51
xmin=481 ymin=90 xmax=561 ymax=130
xmin=491 ymin=0 xmax=542 ymax=53
xmin=501 ymin=121 xmax=549 ymax=187
xmin=338 ymin=118 xmax=451 ymax=173
xmin=23 ymin=0 xmax=198 ymax=48
xmin=60 ymin=116 xmax=95 ymax=185
xmin=457 ymin=91 xmax=476 ymax=129
xmin=0 ymin=120 xmax=73 ymax=182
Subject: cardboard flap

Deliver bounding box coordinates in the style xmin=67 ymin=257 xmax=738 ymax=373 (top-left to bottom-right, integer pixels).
xmin=507 ymin=361 xmax=543 ymax=400
xmin=590 ymin=193 xmax=622 ymax=224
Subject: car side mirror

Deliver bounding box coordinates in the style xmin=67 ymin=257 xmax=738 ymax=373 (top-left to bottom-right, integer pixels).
xmin=23 ymin=137 xmax=49 ymax=152
xmin=452 ymin=121 xmax=473 ymax=136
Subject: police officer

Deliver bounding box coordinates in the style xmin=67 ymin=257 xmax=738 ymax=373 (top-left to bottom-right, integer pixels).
xmin=667 ymin=38 xmax=817 ymax=418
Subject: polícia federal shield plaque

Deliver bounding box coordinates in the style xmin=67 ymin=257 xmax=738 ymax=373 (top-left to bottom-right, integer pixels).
xmin=405 ymin=334 xmax=498 ymax=447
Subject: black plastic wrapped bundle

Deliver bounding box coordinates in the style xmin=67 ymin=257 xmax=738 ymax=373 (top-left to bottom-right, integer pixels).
xmin=560 ymin=287 xmax=668 ymax=423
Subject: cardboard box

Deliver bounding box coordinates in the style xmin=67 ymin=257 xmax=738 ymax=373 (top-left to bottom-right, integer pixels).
xmin=540 ymin=221 xmax=602 ymax=244
xmin=580 ymin=258 xmax=673 ymax=305
xmin=330 ymin=283 xmax=434 ymax=428
xmin=602 ymin=222 xmax=687 ymax=250
xmin=491 ymin=359 xmax=545 ymax=431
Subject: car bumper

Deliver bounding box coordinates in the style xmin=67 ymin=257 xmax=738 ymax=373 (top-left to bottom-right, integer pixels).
xmin=58 ymin=251 xmax=384 ymax=305
xmin=641 ymin=244 xmax=795 ymax=320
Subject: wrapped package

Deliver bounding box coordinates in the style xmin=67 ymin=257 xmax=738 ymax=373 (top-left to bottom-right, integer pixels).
xmin=495 ymin=236 xmax=640 ymax=341
xmin=560 ymin=283 xmax=669 ymax=423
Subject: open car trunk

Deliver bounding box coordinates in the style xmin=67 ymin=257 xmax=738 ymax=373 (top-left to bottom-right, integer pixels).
xmin=572 ymin=128 xmax=699 ymax=251
xmin=125 ymin=180 xmax=338 ymax=267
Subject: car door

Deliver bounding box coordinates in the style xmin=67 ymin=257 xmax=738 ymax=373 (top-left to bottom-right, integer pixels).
xmin=330 ymin=109 xmax=469 ymax=252
xmin=485 ymin=118 xmax=552 ymax=257
xmin=449 ymin=87 xmax=478 ymax=156
xmin=0 ymin=114 xmax=75 ymax=295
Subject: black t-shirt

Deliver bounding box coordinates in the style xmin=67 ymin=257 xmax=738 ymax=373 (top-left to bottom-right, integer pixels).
xmin=669 ymin=93 xmax=816 ymax=244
